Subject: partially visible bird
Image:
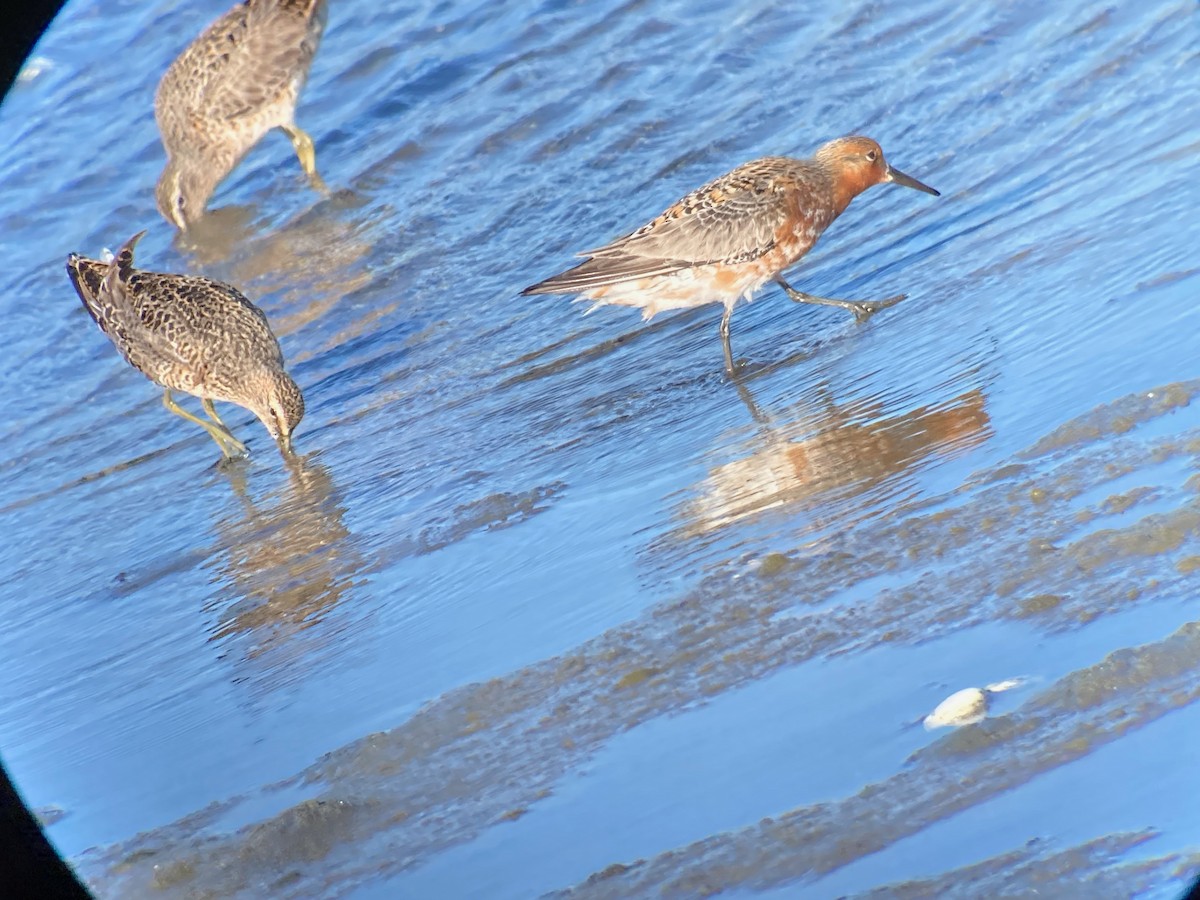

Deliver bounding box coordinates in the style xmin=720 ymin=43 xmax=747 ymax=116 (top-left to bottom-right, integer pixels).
xmin=154 ymin=0 xmax=328 ymax=230
xmin=523 ymin=135 xmax=940 ymax=373
xmin=67 ymin=231 xmax=305 ymax=459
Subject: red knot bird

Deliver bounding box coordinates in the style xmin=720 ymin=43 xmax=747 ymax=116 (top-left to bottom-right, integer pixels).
xmin=523 ymin=135 xmax=939 ymax=373
xmin=154 ymin=0 xmax=328 ymax=230
xmin=67 ymin=232 xmax=305 ymax=459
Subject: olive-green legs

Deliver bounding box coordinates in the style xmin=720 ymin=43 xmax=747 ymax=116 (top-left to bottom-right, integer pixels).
xmin=281 ymin=123 xmax=328 ymax=193
xmin=201 ymin=397 xmax=231 ymax=434
xmin=162 ymin=389 xmax=246 ymax=458
xmin=775 ymin=276 xmax=905 ymax=322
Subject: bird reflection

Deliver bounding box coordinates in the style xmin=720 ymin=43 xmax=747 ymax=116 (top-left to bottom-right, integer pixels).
xmin=169 ymin=203 xmax=260 ymax=255
xmin=677 ymin=378 xmax=991 ymax=537
xmin=205 ymin=454 xmax=364 ymax=667
xmin=169 ymin=191 xmax=393 ymax=361
xmin=171 ymin=186 xmax=369 ymax=269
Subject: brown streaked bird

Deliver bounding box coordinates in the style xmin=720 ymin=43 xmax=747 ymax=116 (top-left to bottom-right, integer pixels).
xmin=154 ymin=0 xmax=328 ymax=230
xmin=66 ymin=232 xmax=305 ymax=459
xmin=523 ymin=135 xmax=939 ymax=373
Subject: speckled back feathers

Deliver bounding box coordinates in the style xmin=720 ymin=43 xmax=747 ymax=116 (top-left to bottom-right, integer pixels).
xmin=155 ymin=0 xmax=326 ymax=132
xmin=524 ymin=156 xmax=836 ymax=297
xmin=68 ymin=244 xmax=283 ymax=395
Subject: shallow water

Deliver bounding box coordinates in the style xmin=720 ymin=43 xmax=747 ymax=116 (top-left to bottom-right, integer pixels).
xmin=1 ymin=0 xmax=1199 ymax=896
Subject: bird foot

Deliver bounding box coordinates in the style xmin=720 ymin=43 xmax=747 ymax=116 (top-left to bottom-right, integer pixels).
xmin=308 ymin=171 xmax=331 ymax=197
xmin=850 ymin=294 xmax=907 ymax=322
xmin=213 ymin=445 xmax=249 ymax=469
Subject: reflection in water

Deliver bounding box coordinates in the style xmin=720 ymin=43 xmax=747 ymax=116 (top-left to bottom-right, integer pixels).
xmin=172 ymin=191 xmax=386 ymax=362
xmin=174 ymin=187 xmax=370 ymax=271
xmin=678 ymin=379 xmax=991 ymax=537
xmin=205 ymin=455 xmax=364 ymax=671
xmin=170 ymin=204 xmax=260 ymax=256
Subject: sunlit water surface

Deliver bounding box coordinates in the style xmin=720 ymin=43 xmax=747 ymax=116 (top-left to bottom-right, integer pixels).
xmin=1 ymin=0 xmax=1199 ymax=896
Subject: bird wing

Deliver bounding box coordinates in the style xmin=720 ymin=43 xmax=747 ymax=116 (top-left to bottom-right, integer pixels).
xmin=101 ymin=275 xmax=196 ymax=378
xmin=600 ymin=158 xmax=802 ymax=263
xmin=188 ymin=0 xmax=326 ymax=122
xmin=524 ymin=158 xmax=803 ymax=294
xmin=193 ymin=277 xmax=285 ymax=367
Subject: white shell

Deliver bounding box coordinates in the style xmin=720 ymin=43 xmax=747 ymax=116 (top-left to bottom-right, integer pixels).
xmin=924 ymin=687 xmax=988 ymax=729
xmin=17 ymin=57 xmax=52 ymax=85
xmin=922 ymin=677 xmax=1029 ymax=730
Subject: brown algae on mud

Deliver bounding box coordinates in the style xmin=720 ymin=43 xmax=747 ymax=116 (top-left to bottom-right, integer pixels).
xmin=553 ymin=623 xmax=1200 ymax=898
xmin=851 ymin=830 xmax=1181 ymax=898
xmin=614 ymin=667 xmax=661 ymax=690
xmin=1023 ymin=380 xmax=1194 ymax=457
xmin=85 ymin=380 xmax=1200 ymax=897
xmin=1176 ymin=555 xmax=1200 ymax=574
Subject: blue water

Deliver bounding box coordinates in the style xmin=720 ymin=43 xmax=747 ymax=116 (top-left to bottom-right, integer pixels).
xmin=1 ymin=0 xmax=1198 ymax=896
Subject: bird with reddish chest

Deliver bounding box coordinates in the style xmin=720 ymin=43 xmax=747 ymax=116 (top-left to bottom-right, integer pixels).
xmin=523 ymin=135 xmax=939 ymax=373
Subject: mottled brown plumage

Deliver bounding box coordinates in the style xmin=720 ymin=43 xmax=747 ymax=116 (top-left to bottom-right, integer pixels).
xmin=67 ymin=232 xmax=304 ymax=459
xmin=524 ymin=136 xmax=940 ymax=373
xmin=155 ymin=0 xmax=328 ymax=229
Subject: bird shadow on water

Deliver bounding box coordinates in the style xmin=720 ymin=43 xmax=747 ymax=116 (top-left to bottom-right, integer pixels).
xmin=495 ymin=309 xmax=704 ymax=390
xmin=200 ymin=451 xmax=368 ymax=688
xmin=499 ymin=284 xmax=904 ymax=392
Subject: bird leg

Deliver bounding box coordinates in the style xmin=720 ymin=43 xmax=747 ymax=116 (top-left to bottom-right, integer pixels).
xmin=731 ymin=372 xmax=770 ymax=425
xmin=201 ymin=397 xmax=232 ymax=432
xmin=281 ymin=124 xmax=328 ymax=193
xmin=720 ymin=304 xmax=736 ymax=375
xmin=200 ymin=397 xmax=250 ymax=457
xmin=775 ymin=276 xmax=905 ymax=323
xmin=162 ymin=390 xmax=247 ymax=458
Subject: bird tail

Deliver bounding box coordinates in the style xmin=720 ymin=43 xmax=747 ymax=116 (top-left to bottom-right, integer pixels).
xmin=65 ymin=255 xmax=108 ymax=325
xmin=66 ymin=231 xmax=146 ymax=337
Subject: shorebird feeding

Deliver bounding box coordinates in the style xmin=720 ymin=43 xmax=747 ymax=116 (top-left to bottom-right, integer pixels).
xmin=67 ymin=232 xmax=304 ymax=459
xmin=154 ymin=0 xmax=328 ymax=230
xmin=523 ymin=135 xmax=939 ymax=373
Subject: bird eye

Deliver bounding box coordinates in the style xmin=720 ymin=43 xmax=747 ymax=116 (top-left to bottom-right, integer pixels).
xmin=866 ymin=149 xmax=879 ymax=162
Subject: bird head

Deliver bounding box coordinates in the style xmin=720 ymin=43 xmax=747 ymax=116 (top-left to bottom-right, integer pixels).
xmin=816 ymin=136 xmax=939 ymax=214
xmin=251 ymin=369 xmax=306 ymax=457
xmin=155 ymin=157 xmax=216 ymax=230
